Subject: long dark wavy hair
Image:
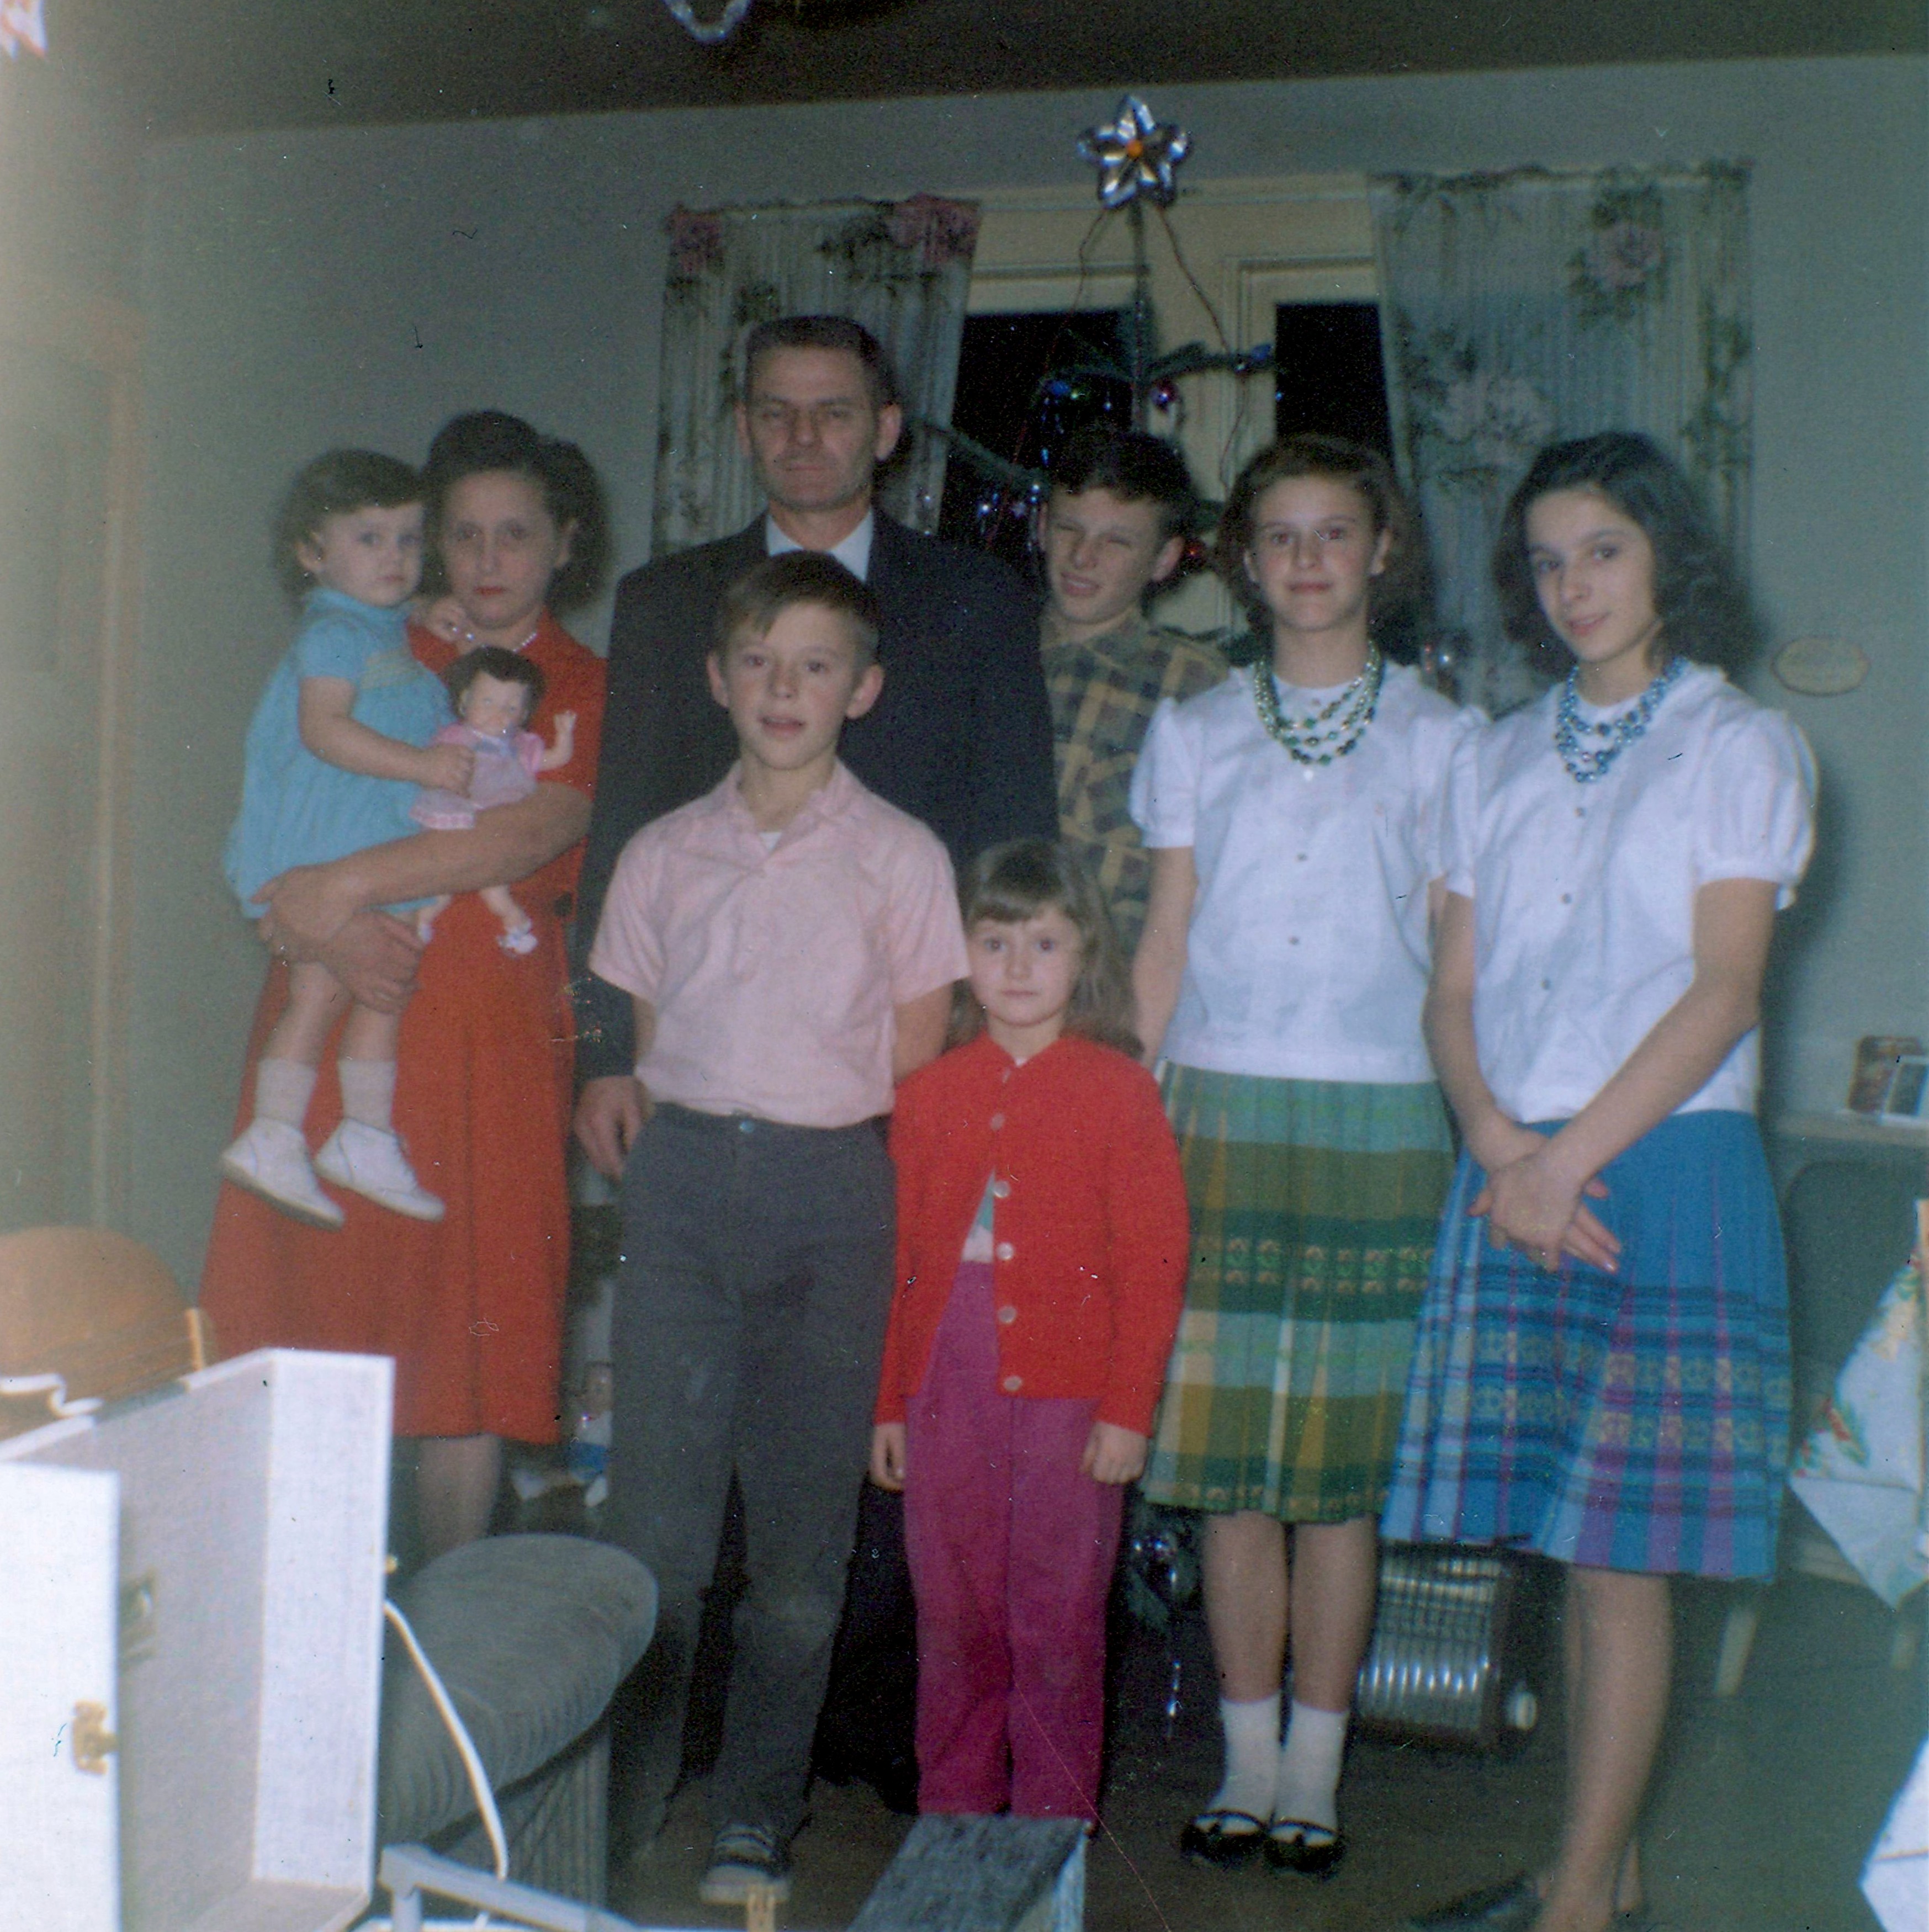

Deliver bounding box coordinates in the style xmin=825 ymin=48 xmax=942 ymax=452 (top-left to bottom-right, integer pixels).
xmin=1215 ymin=433 xmax=1432 ymax=666
xmin=1492 ymin=431 xmax=1758 ymax=676
xmin=949 ymin=839 xmax=1140 ymax=1058
xmin=419 ymin=410 xmax=611 ymax=613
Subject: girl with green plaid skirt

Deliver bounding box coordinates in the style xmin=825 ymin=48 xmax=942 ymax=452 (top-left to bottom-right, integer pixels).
xmin=1130 ymin=437 xmax=1481 ymax=1877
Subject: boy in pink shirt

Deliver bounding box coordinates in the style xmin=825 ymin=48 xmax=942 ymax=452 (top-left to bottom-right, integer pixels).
xmin=586 ymin=552 xmax=967 ymax=1906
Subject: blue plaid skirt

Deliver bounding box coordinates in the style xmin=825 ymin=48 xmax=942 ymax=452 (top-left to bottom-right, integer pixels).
xmin=1381 ymin=1110 xmax=1790 ymax=1579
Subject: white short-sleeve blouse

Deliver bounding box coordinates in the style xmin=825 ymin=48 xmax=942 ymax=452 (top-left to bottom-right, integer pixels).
xmin=1131 ymin=661 xmax=1482 ymax=1083
xmin=1444 ymin=662 xmax=1816 ymax=1122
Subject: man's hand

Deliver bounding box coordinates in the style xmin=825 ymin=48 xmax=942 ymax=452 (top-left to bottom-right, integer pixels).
xmin=255 ymin=864 xmax=423 ymax=1013
xmin=574 ymin=1074 xmax=649 ymax=1179
xmin=1082 ymin=1421 xmax=1149 ymax=1485
xmin=870 ymin=1422 xmax=907 ymax=1492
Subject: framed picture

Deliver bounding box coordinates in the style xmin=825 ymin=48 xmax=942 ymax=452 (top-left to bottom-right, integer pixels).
xmin=1879 ymin=1055 xmax=1929 ymax=1124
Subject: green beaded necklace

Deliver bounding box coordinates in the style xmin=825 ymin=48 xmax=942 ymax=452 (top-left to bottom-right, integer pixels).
xmin=1252 ymin=648 xmax=1385 ymax=766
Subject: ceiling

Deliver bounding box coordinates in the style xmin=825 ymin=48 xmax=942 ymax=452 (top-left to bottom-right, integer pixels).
xmin=61 ymin=0 xmax=1925 ymax=139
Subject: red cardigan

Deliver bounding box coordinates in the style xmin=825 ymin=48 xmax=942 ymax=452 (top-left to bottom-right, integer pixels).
xmin=876 ymin=1031 xmax=1190 ymax=1435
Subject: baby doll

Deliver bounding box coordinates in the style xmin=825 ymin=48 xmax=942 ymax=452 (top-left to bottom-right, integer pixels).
xmin=411 ymin=645 xmax=576 ymax=954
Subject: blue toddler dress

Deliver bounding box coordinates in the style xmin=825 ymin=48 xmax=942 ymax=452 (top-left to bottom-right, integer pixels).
xmin=224 ymin=586 xmax=450 ymax=914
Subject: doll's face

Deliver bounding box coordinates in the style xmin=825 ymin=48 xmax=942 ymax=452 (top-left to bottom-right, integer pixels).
xmin=460 ymin=671 xmax=533 ymax=737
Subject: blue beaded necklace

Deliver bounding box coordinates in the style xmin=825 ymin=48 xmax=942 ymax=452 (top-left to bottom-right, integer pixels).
xmin=1554 ymin=656 xmax=1686 ymax=784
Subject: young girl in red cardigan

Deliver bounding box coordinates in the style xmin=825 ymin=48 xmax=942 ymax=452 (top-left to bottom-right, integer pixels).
xmin=871 ymin=838 xmax=1190 ymax=1824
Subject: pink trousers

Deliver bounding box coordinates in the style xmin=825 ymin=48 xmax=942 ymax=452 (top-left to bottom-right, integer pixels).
xmin=903 ymin=1258 xmax=1125 ymax=1822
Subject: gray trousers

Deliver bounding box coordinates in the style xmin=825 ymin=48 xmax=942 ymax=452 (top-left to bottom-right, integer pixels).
xmin=606 ymin=1104 xmax=894 ymax=1843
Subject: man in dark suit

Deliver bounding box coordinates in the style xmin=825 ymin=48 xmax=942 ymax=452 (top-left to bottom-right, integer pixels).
xmin=573 ymin=314 xmax=1056 ymax=1158
xmin=574 ymin=314 xmax=1057 ymax=1839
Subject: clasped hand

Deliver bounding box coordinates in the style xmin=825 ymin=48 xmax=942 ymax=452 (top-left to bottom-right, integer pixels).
xmin=1471 ymin=1118 xmax=1620 ymax=1275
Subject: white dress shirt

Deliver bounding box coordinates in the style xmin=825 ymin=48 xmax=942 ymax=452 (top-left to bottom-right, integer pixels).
xmin=1445 ymin=662 xmax=1816 ymax=1122
xmin=1131 ymin=661 xmax=1483 ymax=1083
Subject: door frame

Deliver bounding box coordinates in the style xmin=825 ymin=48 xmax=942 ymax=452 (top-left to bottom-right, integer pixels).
xmin=0 ymin=274 xmax=143 ymax=1226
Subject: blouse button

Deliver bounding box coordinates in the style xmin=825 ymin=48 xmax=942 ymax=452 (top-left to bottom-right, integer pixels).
xmin=1287 ymin=936 xmax=1299 ymax=946
xmin=1575 ymin=805 xmax=1587 ymax=818
xmin=989 ymin=1113 xmax=1005 ymax=1130
xmin=1002 ymin=1374 xmax=1023 ymax=1393
xmin=1560 ymin=893 xmax=1572 ymax=905
xmin=994 ymin=1240 xmax=1015 ymax=1262
xmin=997 ymin=1304 xmax=1018 ymax=1325
xmin=1541 ymin=978 xmax=1552 ymax=991
xmin=990 ymin=1177 xmax=1012 ymax=1199
xmin=1296 ymin=852 xmax=1308 ymax=862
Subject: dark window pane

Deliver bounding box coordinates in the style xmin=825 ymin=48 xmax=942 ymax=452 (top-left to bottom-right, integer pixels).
xmin=1274 ymin=302 xmax=1393 ymax=457
xmin=935 ymin=310 xmax=1131 ymax=570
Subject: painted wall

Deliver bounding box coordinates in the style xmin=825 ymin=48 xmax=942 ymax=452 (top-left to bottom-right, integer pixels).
xmin=135 ymin=57 xmax=1927 ymax=1281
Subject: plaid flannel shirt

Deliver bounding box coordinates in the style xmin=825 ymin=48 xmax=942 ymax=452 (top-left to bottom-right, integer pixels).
xmin=1040 ymin=607 xmax=1226 ymax=953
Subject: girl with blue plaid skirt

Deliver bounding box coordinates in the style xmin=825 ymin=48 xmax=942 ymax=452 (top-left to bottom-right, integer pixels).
xmin=1383 ymin=433 xmax=1814 ymax=1932
xmin=1131 ymin=437 xmax=1481 ymax=1877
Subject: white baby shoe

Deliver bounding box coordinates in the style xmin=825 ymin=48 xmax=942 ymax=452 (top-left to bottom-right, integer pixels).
xmin=314 ymin=1121 xmax=446 ymax=1222
xmin=220 ymin=1119 xmax=345 ymax=1229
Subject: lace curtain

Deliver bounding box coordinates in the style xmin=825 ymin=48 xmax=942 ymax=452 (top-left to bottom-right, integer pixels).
xmin=1370 ymin=166 xmax=1751 ymax=713
xmin=651 ymin=196 xmax=982 ymax=557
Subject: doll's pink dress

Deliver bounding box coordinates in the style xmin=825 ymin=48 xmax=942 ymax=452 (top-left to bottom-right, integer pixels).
xmin=411 ymin=723 xmax=544 ymax=830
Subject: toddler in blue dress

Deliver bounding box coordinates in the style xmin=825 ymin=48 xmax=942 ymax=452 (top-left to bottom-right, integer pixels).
xmin=220 ymin=449 xmax=471 ymax=1228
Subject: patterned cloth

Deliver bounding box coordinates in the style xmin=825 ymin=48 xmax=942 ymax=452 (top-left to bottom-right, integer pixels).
xmin=1382 ymin=1110 xmax=1791 ymax=1579
xmin=1040 ymin=608 xmax=1223 ymax=952
xmin=1142 ymin=1066 xmax=1453 ymax=1522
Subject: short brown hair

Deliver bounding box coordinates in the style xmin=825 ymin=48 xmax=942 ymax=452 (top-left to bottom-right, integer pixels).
xmin=950 ymin=840 xmax=1139 ymax=1057
xmin=713 ymin=553 xmax=882 ymax=668
xmin=743 ymin=315 xmax=899 ymax=412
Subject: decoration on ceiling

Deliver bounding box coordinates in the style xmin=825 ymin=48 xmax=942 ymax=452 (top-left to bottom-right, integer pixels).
xmin=658 ymin=0 xmax=754 ymax=41
xmin=1077 ymin=95 xmax=1191 ymax=210
xmin=1 ymin=0 xmax=46 ymax=59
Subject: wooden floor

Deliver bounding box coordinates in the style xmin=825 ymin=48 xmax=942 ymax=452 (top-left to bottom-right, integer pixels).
xmin=601 ymin=1566 xmax=1923 ymax=1932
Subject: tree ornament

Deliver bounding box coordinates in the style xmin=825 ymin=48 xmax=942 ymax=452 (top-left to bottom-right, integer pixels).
xmin=1077 ymin=95 xmax=1191 ymax=209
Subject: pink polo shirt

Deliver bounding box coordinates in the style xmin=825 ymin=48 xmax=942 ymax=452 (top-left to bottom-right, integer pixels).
xmin=587 ymin=761 xmax=968 ymax=1129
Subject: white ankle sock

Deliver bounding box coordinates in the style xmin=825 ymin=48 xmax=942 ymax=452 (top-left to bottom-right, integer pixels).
xmin=1205 ymin=1692 xmax=1280 ymax=1824
xmin=1274 ymin=1700 xmax=1348 ymax=1837
xmin=338 ymin=1058 xmax=397 ymax=1132
xmin=255 ymin=1058 xmax=317 ymax=1129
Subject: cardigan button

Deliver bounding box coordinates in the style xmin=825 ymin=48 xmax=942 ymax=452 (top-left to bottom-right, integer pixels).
xmin=994 ymin=1240 xmax=1015 ymax=1262
xmin=1002 ymin=1374 xmax=1023 ymax=1393
xmin=989 ymin=1112 xmax=1006 ymax=1130
xmin=990 ymin=1177 xmax=1011 ymax=1199
xmin=997 ymin=1304 xmax=1018 ymax=1325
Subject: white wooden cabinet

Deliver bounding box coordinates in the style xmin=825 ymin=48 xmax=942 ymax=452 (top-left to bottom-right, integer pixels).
xmin=0 ymin=1349 xmax=392 ymax=1931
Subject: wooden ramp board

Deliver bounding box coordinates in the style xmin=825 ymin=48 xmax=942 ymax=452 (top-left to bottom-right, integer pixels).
xmin=848 ymin=1815 xmax=1085 ymax=1932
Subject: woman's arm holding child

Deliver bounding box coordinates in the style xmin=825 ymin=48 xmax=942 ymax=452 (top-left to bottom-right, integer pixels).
xmin=258 ymin=785 xmax=592 ymax=1011
xmin=1480 ymin=877 xmax=1778 ymax=1267
xmin=1132 ymin=846 xmax=1196 ymax=1065
xmin=298 ymin=677 xmax=474 ymax=792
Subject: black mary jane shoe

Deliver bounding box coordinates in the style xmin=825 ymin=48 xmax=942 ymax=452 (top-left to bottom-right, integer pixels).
xmin=1399 ymin=1873 xmax=1541 ymax=1931
xmin=1264 ymin=1818 xmax=1345 ymax=1880
xmin=1178 ymin=1809 xmax=1268 ymax=1870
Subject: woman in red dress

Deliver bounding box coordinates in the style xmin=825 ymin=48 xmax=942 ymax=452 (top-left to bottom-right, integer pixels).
xmin=202 ymin=412 xmax=609 ymax=1559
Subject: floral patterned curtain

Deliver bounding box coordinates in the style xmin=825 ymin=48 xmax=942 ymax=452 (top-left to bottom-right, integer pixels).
xmin=1369 ymin=166 xmax=1751 ymax=712
xmin=651 ymin=196 xmax=982 ymax=557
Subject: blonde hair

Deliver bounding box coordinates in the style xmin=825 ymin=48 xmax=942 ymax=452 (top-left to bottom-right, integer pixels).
xmin=950 ymin=839 xmax=1140 ymax=1057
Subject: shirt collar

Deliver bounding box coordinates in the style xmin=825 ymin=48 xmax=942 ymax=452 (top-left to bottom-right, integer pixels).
xmin=1039 ymin=603 xmax=1153 ymax=664
xmin=718 ymin=758 xmax=860 ymax=847
xmin=765 ymin=509 xmax=875 ymax=582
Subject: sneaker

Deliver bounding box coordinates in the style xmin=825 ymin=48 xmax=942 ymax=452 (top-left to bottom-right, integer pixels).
xmin=698 ymin=1824 xmax=791 ymax=1906
xmin=220 ymin=1119 xmax=345 ymax=1228
xmin=314 ymin=1120 xmax=446 ymax=1222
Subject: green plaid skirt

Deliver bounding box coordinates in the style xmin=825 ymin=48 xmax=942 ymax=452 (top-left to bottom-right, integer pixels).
xmin=1142 ymin=1067 xmax=1453 ymax=1522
